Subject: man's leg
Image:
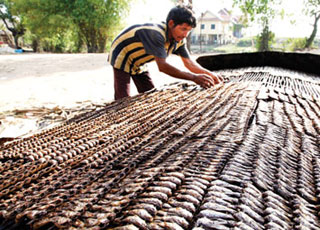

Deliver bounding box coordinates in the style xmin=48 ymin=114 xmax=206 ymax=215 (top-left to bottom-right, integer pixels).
xmin=132 ymin=71 xmax=155 ymax=94
xmin=113 ymin=68 xmax=131 ymax=100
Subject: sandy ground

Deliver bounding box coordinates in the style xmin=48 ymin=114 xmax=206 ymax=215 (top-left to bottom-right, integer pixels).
xmin=0 ymin=53 xmax=187 ymax=138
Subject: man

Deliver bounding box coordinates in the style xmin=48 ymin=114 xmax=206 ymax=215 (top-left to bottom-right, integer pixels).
xmin=108 ymin=5 xmax=221 ymax=100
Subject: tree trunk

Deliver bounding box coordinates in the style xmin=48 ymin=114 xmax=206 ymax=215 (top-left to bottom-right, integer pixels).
xmin=305 ymin=14 xmax=320 ymax=49
xmin=80 ymin=26 xmax=99 ymax=53
xmin=98 ymin=39 xmax=106 ymax=53
xmin=32 ymin=38 xmax=40 ymax=52
xmin=13 ymin=33 xmax=20 ymax=49
xmin=1 ymin=16 xmax=24 ymax=49
xmin=87 ymin=43 xmax=99 ymax=53
xmin=98 ymin=32 xmax=107 ymax=53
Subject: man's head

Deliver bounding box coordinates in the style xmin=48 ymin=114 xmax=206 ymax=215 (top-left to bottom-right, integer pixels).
xmin=166 ymin=5 xmax=197 ymax=28
xmin=166 ymin=5 xmax=197 ymax=42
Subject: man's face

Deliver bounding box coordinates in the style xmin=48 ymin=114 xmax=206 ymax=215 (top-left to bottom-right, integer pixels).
xmin=168 ymin=20 xmax=193 ymax=42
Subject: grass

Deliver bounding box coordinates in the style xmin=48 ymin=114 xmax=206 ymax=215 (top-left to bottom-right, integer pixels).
xmin=191 ymin=44 xmax=256 ymax=54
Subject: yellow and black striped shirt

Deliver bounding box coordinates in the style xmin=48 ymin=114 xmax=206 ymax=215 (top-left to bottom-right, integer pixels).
xmin=108 ymin=22 xmax=189 ymax=75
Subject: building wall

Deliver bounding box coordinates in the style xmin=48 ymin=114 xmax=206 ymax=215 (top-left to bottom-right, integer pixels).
xmin=191 ymin=10 xmax=239 ymax=45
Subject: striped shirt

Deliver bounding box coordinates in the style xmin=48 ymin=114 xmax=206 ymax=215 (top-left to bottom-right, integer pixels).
xmin=108 ymin=22 xmax=189 ymax=75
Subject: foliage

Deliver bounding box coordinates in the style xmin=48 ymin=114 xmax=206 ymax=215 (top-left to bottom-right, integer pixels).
xmin=232 ymin=0 xmax=282 ymax=51
xmin=0 ymin=0 xmax=25 ymax=48
xmin=233 ymin=23 xmax=243 ymax=36
xmin=237 ymin=37 xmax=253 ymax=47
xmin=303 ymin=0 xmax=320 ymax=48
xmin=303 ymin=0 xmax=320 ymax=18
xmin=190 ymin=42 xmax=256 ymax=54
xmin=14 ymin=0 xmax=133 ymax=53
xmin=282 ymin=38 xmax=307 ymax=51
xmin=313 ymin=38 xmax=320 ymax=47
xmin=213 ymin=43 xmax=256 ymax=53
xmin=255 ymin=27 xmax=275 ymax=51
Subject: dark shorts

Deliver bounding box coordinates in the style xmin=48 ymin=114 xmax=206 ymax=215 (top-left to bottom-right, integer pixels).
xmin=113 ymin=68 xmax=155 ymax=100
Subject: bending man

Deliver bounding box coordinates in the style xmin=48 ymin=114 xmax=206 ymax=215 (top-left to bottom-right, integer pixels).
xmin=108 ymin=5 xmax=221 ymax=100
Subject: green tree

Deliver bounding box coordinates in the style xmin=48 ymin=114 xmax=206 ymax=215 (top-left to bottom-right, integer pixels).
xmin=233 ymin=0 xmax=282 ymax=51
xmin=17 ymin=0 xmax=133 ymax=53
xmin=303 ymin=0 xmax=320 ymax=49
xmin=0 ymin=0 xmax=25 ymax=48
xmin=67 ymin=0 xmax=132 ymax=53
xmin=15 ymin=0 xmax=75 ymax=52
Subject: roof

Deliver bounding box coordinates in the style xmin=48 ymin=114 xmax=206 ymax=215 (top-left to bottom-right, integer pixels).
xmin=198 ymin=9 xmax=241 ymax=24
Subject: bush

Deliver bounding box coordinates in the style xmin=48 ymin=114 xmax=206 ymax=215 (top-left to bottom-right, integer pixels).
xmin=237 ymin=38 xmax=254 ymax=47
xmin=42 ymin=36 xmax=66 ymax=53
xmin=313 ymin=38 xmax=320 ymax=47
xmin=284 ymin=38 xmax=307 ymax=51
xmin=256 ymin=29 xmax=275 ymax=51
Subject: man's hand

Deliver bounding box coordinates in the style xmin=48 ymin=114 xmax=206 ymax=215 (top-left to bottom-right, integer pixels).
xmin=209 ymin=73 xmax=224 ymax=84
xmin=192 ymin=73 xmax=216 ymax=89
xmin=154 ymin=56 xmax=223 ymax=88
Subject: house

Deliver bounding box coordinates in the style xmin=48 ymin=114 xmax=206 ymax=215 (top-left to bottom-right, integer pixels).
xmin=191 ymin=8 xmax=242 ymax=46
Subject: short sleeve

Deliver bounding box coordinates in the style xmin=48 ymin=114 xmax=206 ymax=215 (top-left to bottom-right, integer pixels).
xmin=173 ymin=42 xmax=190 ymax=59
xmin=136 ymin=29 xmax=167 ymax=58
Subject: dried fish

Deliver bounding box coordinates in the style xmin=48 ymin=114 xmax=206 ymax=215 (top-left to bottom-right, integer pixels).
xmin=153 ymin=181 xmax=177 ymax=190
xmin=235 ymin=211 xmax=264 ymax=230
xmin=142 ymin=191 xmax=168 ymax=201
xmin=158 ymin=176 xmax=182 ymax=185
xmin=201 ymin=202 xmax=236 ymax=215
xmin=156 ymin=221 xmax=184 ymax=230
xmin=168 ymin=199 xmax=196 ymax=213
xmin=147 ymin=186 xmax=172 ymax=196
xmin=157 ymin=215 xmax=188 ymax=229
xmin=123 ymin=215 xmax=148 ymax=230
xmin=265 ymin=214 xmax=293 ymax=229
xmin=131 ymin=203 xmax=158 ymax=216
xmin=113 ymin=224 xmax=140 ymax=230
xmin=182 ymin=184 xmax=205 ymax=196
xmin=198 ymin=209 xmax=234 ymax=220
xmin=125 ymin=209 xmax=153 ymax=222
xmin=240 ymin=203 xmax=264 ymax=223
xmin=179 ymin=188 xmax=202 ymax=199
xmin=176 ymin=194 xmax=200 ymax=206
xmin=0 ymin=71 xmax=319 ymax=230
xmin=137 ymin=198 xmax=163 ymax=209
xmin=194 ymin=216 xmax=234 ymax=230
xmin=164 ymin=207 xmax=193 ymax=221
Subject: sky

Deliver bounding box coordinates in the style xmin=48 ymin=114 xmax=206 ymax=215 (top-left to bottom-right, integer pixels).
xmin=126 ymin=0 xmax=317 ymax=38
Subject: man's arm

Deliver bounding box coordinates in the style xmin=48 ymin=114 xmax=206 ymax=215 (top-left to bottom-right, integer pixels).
xmin=181 ymin=56 xmax=223 ymax=84
xmin=155 ymin=56 xmax=215 ymax=89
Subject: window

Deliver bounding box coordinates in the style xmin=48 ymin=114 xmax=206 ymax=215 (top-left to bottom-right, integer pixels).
xmin=211 ymin=24 xmax=215 ymax=30
xmin=201 ymin=24 xmax=205 ymax=29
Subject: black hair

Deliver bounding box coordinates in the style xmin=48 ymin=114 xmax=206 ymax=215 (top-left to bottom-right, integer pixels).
xmin=166 ymin=5 xmax=197 ymax=28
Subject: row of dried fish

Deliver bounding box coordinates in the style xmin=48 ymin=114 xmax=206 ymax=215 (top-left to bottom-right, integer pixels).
xmin=107 ymin=118 xmax=227 ymax=229
xmin=26 ymin=86 xmax=232 ymax=228
xmin=225 ymin=70 xmax=320 ymax=100
xmin=0 ymin=84 xmax=218 ymax=228
xmin=1 ymin=74 xmax=320 ymax=229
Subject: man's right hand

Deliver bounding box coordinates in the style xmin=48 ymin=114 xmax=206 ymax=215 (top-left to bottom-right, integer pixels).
xmin=192 ymin=73 xmax=216 ymax=89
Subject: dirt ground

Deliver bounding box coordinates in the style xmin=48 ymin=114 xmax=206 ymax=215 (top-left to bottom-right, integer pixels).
xmin=0 ymin=53 xmax=187 ymax=138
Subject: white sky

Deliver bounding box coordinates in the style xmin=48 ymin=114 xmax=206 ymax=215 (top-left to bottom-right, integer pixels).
xmin=126 ymin=0 xmax=317 ymax=38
